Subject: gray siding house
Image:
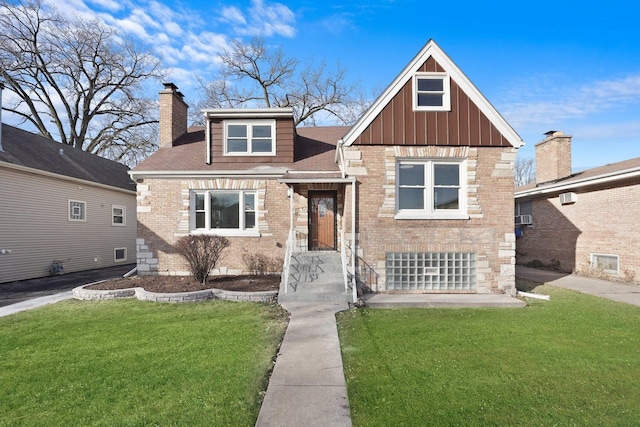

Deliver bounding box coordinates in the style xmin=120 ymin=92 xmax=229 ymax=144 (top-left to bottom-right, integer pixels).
xmin=0 ymin=123 xmax=137 ymax=283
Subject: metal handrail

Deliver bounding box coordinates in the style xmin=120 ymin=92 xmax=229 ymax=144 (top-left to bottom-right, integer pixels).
xmin=340 ymin=227 xmax=349 ymax=294
xmin=282 ymin=229 xmax=295 ymax=294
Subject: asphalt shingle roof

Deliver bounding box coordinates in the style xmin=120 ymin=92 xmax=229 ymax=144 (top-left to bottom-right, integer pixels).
xmin=516 ymin=156 xmax=640 ymax=194
xmin=0 ymin=124 xmax=135 ymax=192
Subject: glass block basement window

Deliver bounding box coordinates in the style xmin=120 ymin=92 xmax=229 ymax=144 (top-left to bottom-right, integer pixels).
xmin=385 ymin=252 xmax=476 ymax=291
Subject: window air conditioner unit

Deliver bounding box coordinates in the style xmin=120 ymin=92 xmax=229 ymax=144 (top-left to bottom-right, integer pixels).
xmin=516 ymin=214 xmax=533 ymax=225
xmin=559 ymin=192 xmax=577 ymax=205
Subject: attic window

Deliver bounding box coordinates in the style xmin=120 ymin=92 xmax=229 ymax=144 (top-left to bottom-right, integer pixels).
xmin=224 ymin=120 xmax=275 ymax=155
xmin=413 ymin=72 xmax=451 ymax=111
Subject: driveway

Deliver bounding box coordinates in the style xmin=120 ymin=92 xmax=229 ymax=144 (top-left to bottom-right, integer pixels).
xmin=0 ymin=264 xmax=135 ymax=307
xmin=516 ymin=265 xmax=640 ymax=307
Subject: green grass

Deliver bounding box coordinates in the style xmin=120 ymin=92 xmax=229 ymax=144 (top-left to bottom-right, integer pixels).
xmin=0 ymin=300 xmax=288 ymax=426
xmin=337 ymin=285 xmax=640 ymax=426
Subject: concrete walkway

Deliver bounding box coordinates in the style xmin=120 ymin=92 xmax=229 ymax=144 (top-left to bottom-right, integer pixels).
xmin=255 ymin=301 xmax=352 ymax=427
xmin=364 ymin=292 xmax=525 ymax=308
xmin=0 ymin=291 xmax=74 ymax=317
xmin=516 ymin=266 xmax=640 ymax=307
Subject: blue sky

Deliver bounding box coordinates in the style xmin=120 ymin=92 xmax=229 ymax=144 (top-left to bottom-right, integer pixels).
xmin=27 ymin=0 xmax=640 ymax=169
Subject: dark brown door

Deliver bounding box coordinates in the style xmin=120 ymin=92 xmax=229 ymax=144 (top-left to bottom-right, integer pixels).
xmin=309 ymin=191 xmax=336 ymax=250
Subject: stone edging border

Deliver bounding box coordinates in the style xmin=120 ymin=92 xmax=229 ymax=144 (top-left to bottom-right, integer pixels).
xmin=73 ymin=281 xmax=278 ymax=303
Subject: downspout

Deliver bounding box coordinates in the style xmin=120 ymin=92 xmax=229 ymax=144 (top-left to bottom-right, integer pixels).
xmin=205 ymin=115 xmax=211 ymax=164
xmin=351 ymin=176 xmax=357 ymax=303
xmin=0 ymin=81 xmax=4 ymax=152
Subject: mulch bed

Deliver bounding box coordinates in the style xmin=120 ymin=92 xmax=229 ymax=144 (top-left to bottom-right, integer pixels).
xmin=86 ymin=274 xmax=281 ymax=293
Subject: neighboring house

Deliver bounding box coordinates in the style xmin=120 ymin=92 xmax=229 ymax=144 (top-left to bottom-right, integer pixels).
xmin=0 ymin=123 xmax=137 ymax=283
xmin=130 ymin=40 xmax=523 ymax=299
xmin=515 ymin=131 xmax=640 ymax=279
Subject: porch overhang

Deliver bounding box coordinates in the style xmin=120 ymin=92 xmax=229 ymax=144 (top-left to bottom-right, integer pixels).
xmin=277 ymin=172 xmax=355 ymax=184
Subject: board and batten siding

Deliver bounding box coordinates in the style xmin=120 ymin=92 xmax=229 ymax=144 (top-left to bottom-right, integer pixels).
xmin=352 ymin=57 xmax=512 ymax=148
xmin=0 ymin=166 xmax=136 ymax=283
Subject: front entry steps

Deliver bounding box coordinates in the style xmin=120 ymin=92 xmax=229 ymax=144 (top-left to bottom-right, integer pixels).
xmin=279 ymin=252 xmax=353 ymax=304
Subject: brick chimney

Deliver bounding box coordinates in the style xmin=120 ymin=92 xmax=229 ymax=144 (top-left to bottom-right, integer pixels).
xmin=159 ymin=82 xmax=188 ymax=148
xmin=535 ymin=130 xmax=572 ymax=184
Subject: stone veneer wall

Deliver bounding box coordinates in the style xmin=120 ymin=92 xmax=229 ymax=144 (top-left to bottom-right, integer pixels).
xmin=135 ymin=178 xmax=290 ymax=276
xmin=343 ymin=145 xmax=517 ymax=295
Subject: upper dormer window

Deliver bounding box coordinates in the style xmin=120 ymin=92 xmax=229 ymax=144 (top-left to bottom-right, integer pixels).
xmin=413 ymin=72 xmax=450 ymax=111
xmin=224 ymin=120 xmax=275 ymax=155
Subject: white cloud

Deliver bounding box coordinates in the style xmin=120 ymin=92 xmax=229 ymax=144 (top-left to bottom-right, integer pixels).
xmin=220 ymin=6 xmax=246 ymax=25
xmin=87 ymin=0 xmax=123 ymax=13
xmin=500 ymin=74 xmax=640 ymax=133
xmin=223 ymin=0 xmax=296 ymax=38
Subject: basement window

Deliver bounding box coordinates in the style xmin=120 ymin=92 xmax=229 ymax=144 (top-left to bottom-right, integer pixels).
xmin=591 ymin=253 xmax=619 ymax=274
xmin=114 ymin=248 xmax=127 ymax=262
xmin=385 ymin=252 xmax=476 ymax=291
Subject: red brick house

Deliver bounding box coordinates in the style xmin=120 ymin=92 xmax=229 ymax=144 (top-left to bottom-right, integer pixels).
xmin=130 ymin=40 xmax=523 ymax=301
xmin=515 ymin=131 xmax=640 ymax=281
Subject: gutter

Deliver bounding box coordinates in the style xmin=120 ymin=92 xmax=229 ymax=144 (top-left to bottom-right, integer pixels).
xmin=128 ymin=169 xmax=289 ymax=180
xmin=515 ymin=167 xmax=640 ymax=199
xmin=1 ymin=160 xmax=136 ymax=195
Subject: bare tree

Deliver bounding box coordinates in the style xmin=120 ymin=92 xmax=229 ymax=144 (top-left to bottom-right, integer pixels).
xmin=0 ymin=0 xmax=163 ymax=166
xmin=515 ymin=157 xmax=536 ymax=187
xmin=194 ymin=37 xmax=365 ymax=126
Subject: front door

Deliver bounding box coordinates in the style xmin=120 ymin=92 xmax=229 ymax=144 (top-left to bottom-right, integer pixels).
xmin=309 ymin=191 xmax=336 ymax=250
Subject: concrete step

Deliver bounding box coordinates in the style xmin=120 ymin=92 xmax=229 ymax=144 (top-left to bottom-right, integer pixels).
xmin=278 ymin=289 xmax=351 ymax=303
xmin=280 ymin=251 xmax=352 ymax=303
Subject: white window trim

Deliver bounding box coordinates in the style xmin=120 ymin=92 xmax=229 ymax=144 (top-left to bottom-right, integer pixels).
xmin=413 ymin=72 xmax=451 ymax=111
xmin=112 ymin=205 xmax=126 ymax=226
xmin=590 ymin=253 xmax=619 ymax=274
xmin=223 ymin=120 xmax=276 ymax=156
xmin=395 ymin=159 xmax=468 ymax=220
xmin=68 ymin=199 xmax=87 ymax=222
xmin=114 ymin=247 xmax=127 ymax=262
xmin=190 ymin=190 xmax=260 ymax=237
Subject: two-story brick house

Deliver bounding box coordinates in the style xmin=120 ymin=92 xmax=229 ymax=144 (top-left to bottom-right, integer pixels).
xmin=130 ymin=40 xmax=523 ymax=301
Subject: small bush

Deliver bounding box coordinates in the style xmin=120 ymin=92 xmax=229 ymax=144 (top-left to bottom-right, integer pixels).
xmin=175 ymin=235 xmax=230 ymax=284
xmin=242 ymin=251 xmax=283 ymax=275
xmin=621 ymin=267 xmax=638 ymax=284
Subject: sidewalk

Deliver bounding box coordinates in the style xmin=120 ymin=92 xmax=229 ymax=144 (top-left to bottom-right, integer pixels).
xmin=255 ymin=301 xmax=352 ymax=427
xmin=516 ymin=266 xmax=640 ymax=307
xmin=0 ymin=264 xmax=135 ymax=315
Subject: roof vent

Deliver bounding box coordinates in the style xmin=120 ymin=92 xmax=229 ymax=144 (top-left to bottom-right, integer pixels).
xmin=59 ymin=148 xmax=64 ymax=155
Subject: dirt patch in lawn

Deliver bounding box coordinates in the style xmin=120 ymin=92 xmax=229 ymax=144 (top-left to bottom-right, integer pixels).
xmin=87 ymin=274 xmax=281 ymax=293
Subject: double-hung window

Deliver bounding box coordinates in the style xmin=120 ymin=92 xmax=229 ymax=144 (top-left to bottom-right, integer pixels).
xmin=112 ymin=205 xmax=126 ymax=226
xmin=396 ymin=160 xmax=467 ymax=219
xmin=191 ymin=190 xmax=258 ymax=236
xmin=413 ymin=72 xmax=451 ymax=111
xmin=224 ymin=121 xmax=275 ymax=155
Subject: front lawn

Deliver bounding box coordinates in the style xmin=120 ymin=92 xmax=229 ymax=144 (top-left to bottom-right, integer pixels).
xmin=337 ymin=285 xmax=640 ymax=426
xmin=0 ymin=300 xmax=288 ymax=426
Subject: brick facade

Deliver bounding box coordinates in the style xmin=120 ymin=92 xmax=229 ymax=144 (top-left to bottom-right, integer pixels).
xmin=136 ymin=177 xmax=290 ymax=275
xmin=344 ymin=145 xmax=518 ymax=295
xmin=517 ymin=177 xmax=640 ymax=277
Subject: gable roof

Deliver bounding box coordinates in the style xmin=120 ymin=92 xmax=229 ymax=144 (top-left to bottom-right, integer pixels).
xmin=515 ymin=156 xmax=640 ymax=198
xmin=341 ymin=39 xmax=523 ymax=148
xmin=0 ymin=124 xmax=135 ymax=192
